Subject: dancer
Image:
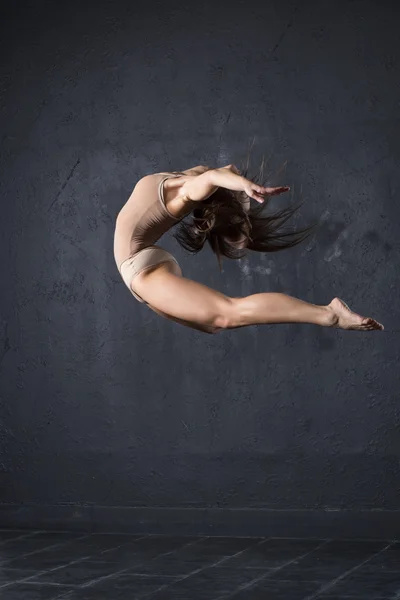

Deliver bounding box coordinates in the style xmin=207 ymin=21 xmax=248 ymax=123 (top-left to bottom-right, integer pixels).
xmin=113 ymin=163 xmax=384 ymax=334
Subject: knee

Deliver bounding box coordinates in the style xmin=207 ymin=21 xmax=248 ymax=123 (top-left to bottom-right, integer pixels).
xmin=213 ymin=314 xmax=231 ymax=330
xmin=212 ymin=298 xmax=241 ymax=330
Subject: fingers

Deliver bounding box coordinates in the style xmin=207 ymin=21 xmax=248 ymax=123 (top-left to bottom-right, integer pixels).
xmin=264 ymin=186 xmax=290 ymax=195
xmin=252 ymin=185 xmax=290 ymax=195
xmin=246 ymin=185 xmax=290 ymax=203
xmin=246 ymin=189 xmax=266 ymax=203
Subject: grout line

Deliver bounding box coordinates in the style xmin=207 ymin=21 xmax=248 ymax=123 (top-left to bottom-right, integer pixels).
xmin=0 ymin=534 xmax=151 ymax=589
xmin=304 ymin=541 xmax=395 ymax=600
xmin=137 ymin=536 xmax=273 ymax=599
xmin=77 ymin=535 xmax=211 ymax=589
xmin=216 ymin=538 xmax=332 ymax=600
xmin=96 ymin=534 xmax=151 ymax=558
xmin=0 ymin=533 xmax=93 ymax=569
xmin=0 ymin=554 xmax=94 ymax=589
xmin=53 ymin=590 xmax=78 ymax=600
xmin=0 ymin=531 xmax=44 ymax=546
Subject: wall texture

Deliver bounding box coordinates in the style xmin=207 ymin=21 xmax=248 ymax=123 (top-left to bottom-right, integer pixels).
xmin=1 ymin=0 xmax=399 ymax=535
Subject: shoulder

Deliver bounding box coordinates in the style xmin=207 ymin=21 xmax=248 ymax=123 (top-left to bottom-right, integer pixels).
xmin=133 ymin=173 xmax=165 ymax=191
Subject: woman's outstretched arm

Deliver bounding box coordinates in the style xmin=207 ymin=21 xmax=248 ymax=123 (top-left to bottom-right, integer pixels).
xmin=181 ymin=165 xmax=290 ymax=203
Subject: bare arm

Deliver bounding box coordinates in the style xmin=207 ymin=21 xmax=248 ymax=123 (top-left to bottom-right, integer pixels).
xmin=180 ymin=165 xmax=210 ymax=176
xmin=182 ymin=165 xmax=290 ymax=204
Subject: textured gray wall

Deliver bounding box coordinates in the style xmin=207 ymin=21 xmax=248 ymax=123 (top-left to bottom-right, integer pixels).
xmin=1 ymin=0 xmax=399 ymax=520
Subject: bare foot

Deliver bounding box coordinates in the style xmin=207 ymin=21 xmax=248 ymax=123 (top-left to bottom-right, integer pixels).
xmin=327 ymin=297 xmax=384 ymax=331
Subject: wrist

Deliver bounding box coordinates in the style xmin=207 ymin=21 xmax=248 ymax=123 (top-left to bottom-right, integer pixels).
xmin=210 ymin=168 xmax=247 ymax=192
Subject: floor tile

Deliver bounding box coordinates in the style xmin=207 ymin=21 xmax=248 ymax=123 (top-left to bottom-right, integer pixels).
xmin=0 ymin=531 xmax=37 ymax=544
xmin=88 ymin=535 xmax=202 ymax=567
xmin=269 ymin=561 xmax=346 ymax=582
xmin=24 ymin=532 xmax=84 ymax=543
xmin=3 ymin=534 xmax=142 ymax=569
xmin=27 ymin=560 xmax=127 ymax=586
xmin=221 ymin=538 xmax=324 ymax=569
xmin=364 ymin=542 xmax=400 ymax=571
xmin=0 ymin=582 xmax=74 ymax=599
xmin=122 ymin=537 xmax=264 ymax=577
xmin=0 ymin=534 xmax=85 ymax=564
xmin=223 ymin=578 xmax=321 ymax=599
xmin=319 ymin=569 xmax=400 ymax=597
xmin=58 ymin=574 xmax=181 ymax=599
xmin=0 ymin=567 xmax=38 ymax=585
xmin=146 ymin=565 xmax=271 ymax=599
xmin=286 ymin=552 xmax=367 ymax=571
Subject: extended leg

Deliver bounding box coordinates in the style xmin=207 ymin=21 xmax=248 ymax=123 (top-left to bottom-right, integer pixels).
xmin=132 ymin=264 xmax=383 ymax=333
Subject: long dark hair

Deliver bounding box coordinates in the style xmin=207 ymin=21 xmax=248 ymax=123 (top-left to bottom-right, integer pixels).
xmin=173 ymin=154 xmax=317 ymax=271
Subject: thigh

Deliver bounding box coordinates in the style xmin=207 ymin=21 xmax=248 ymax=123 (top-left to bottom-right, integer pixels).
xmin=149 ymin=305 xmax=218 ymax=334
xmin=132 ymin=262 xmax=233 ymax=333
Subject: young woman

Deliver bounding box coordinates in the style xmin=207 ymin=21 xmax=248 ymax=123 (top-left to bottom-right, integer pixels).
xmin=113 ymin=163 xmax=384 ymax=335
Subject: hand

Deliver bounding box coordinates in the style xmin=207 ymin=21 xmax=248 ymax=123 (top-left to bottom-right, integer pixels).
xmin=242 ymin=183 xmax=290 ymax=203
xmin=220 ymin=165 xmax=290 ymax=203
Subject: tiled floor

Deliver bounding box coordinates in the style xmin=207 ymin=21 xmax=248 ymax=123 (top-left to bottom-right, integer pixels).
xmin=0 ymin=530 xmax=399 ymax=599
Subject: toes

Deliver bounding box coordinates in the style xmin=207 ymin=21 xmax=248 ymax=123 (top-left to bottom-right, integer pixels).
xmin=359 ymin=321 xmax=380 ymax=331
xmin=365 ymin=321 xmax=383 ymax=331
xmin=362 ymin=317 xmax=383 ymax=330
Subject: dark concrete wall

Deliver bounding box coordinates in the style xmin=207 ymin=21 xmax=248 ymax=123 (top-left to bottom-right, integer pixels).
xmin=1 ymin=0 xmax=399 ymax=524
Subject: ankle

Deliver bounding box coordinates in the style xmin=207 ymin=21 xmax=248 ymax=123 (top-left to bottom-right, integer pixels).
xmin=322 ymin=304 xmax=338 ymax=327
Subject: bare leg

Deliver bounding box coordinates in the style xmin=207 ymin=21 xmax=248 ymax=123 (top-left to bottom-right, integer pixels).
xmin=236 ymin=294 xmax=384 ymax=330
xmin=132 ymin=265 xmax=384 ymax=333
